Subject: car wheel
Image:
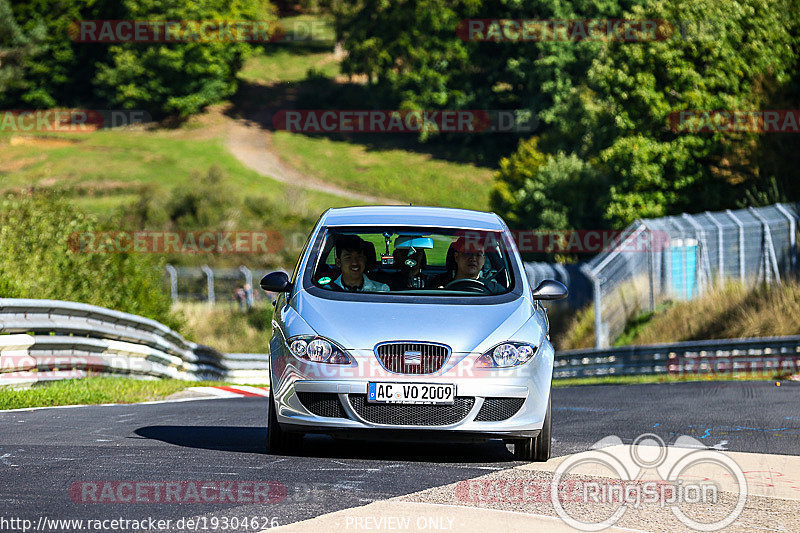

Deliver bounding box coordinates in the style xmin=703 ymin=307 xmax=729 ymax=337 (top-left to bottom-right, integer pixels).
xmin=532 ymin=390 xmax=552 ymax=462
xmin=513 ymin=388 xmax=551 ymax=461
xmin=267 ymin=390 xmax=301 ymax=455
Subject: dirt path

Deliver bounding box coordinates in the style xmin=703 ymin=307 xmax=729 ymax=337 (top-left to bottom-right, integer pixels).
xmin=226 ymin=120 xmax=401 ymax=205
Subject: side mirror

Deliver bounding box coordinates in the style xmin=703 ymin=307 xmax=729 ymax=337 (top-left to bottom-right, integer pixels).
xmin=531 ymin=279 xmax=568 ymax=301
xmin=261 ymin=271 xmax=292 ymax=293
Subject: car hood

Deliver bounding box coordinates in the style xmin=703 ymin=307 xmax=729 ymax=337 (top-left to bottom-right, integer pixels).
xmin=292 ymin=291 xmax=535 ymax=353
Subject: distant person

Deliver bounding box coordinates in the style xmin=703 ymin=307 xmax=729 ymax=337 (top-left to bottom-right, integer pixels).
xmin=234 ymin=287 xmax=246 ymax=310
xmin=243 ymin=283 xmax=254 ymax=309
xmin=328 ymin=235 xmax=389 ymax=292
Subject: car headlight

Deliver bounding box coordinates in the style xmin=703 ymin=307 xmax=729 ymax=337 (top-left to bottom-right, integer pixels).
xmin=287 ymin=336 xmax=353 ymax=364
xmin=476 ymin=341 xmax=538 ymax=368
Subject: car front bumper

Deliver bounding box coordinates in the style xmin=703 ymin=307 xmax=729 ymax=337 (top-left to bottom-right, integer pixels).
xmin=270 ymin=342 xmax=554 ymax=440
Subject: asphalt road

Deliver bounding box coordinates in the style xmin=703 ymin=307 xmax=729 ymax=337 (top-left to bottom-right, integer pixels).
xmin=1 ymin=381 xmax=799 ymax=532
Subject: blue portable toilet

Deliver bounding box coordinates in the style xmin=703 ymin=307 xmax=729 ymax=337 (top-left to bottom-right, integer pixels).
xmin=669 ymin=238 xmax=698 ymax=299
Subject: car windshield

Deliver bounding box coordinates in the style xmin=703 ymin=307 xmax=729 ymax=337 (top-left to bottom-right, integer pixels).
xmin=307 ymin=227 xmax=516 ymax=296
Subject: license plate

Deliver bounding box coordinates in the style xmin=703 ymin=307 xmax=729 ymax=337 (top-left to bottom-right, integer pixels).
xmin=367 ymin=382 xmax=455 ymax=405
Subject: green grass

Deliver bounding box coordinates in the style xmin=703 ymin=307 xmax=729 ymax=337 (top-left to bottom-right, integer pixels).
xmin=240 ymin=48 xmax=339 ymax=84
xmin=553 ymin=371 xmax=789 ymax=388
xmin=177 ymin=302 xmax=273 ymax=353
xmin=612 ymin=303 xmax=672 ymax=347
xmin=239 ymin=15 xmax=337 ymax=84
xmin=0 ymin=126 xmax=352 ymax=215
xmin=272 ymin=131 xmax=495 ymax=209
xmin=0 ymin=377 xmax=239 ymax=410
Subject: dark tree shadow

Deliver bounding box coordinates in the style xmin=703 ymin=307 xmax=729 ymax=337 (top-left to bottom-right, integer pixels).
xmin=134 ymin=425 xmax=517 ymax=463
xmin=226 ymin=72 xmax=518 ymax=168
xmin=135 ymin=426 xmax=267 ymax=453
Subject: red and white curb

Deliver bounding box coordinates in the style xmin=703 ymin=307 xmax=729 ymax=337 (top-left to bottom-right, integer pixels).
xmin=187 ymin=385 xmax=269 ymax=398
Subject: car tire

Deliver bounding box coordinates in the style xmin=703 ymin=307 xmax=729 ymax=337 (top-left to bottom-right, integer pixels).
xmin=513 ymin=388 xmax=551 ymax=462
xmin=267 ymin=390 xmax=301 ymax=455
xmin=532 ymin=390 xmax=552 ymax=462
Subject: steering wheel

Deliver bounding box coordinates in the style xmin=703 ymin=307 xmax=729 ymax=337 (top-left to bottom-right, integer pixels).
xmin=445 ymin=278 xmax=491 ymax=294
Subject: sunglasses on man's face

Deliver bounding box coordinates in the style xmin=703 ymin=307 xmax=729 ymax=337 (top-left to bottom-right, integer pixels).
xmin=458 ymin=251 xmax=485 ymax=258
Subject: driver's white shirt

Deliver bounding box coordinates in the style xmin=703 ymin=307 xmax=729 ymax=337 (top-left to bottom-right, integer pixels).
xmin=332 ymin=275 xmax=390 ymax=292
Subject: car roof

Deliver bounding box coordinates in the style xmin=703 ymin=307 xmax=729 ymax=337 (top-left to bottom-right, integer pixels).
xmin=320 ymin=206 xmax=506 ymax=231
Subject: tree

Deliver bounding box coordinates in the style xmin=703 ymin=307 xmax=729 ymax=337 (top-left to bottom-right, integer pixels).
xmin=0 ymin=193 xmax=178 ymax=329
xmin=0 ymin=0 xmax=45 ymax=99
xmin=5 ymin=0 xmax=274 ymax=116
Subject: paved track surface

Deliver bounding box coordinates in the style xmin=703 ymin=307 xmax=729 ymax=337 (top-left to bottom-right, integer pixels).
xmin=2 ymin=381 xmax=799 ymax=531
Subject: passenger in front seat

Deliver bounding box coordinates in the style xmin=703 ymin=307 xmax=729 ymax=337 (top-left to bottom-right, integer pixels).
xmin=328 ymin=235 xmax=390 ymax=293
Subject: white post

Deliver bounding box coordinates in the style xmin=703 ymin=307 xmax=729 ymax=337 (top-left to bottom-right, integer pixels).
xmin=704 ymin=211 xmax=725 ymax=283
xmin=775 ymin=203 xmax=797 ymax=276
xmin=201 ymin=265 xmax=215 ymax=307
xmin=749 ymin=207 xmax=781 ymax=285
xmin=581 ymin=264 xmax=606 ymax=349
xmin=165 ymin=264 xmax=178 ymax=304
xmin=725 ymin=210 xmax=746 ymax=284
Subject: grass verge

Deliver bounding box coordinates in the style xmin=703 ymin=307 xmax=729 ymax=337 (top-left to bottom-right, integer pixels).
xmin=557 ymin=279 xmax=800 ymax=350
xmin=0 ymin=377 xmax=238 ymax=410
xmin=177 ymin=302 xmax=273 ymax=354
xmin=272 ymin=131 xmax=495 ymax=210
xmin=553 ymin=371 xmax=790 ymax=388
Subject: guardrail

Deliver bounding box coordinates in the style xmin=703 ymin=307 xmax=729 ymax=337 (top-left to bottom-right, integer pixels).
xmin=3 ymin=298 xmax=797 ymax=386
xmin=0 ymin=299 xmax=269 ymax=386
xmin=554 ymin=335 xmax=800 ymax=379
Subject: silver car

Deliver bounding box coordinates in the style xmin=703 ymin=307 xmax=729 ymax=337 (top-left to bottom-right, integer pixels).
xmin=260 ymin=206 xmax=567 ymax=460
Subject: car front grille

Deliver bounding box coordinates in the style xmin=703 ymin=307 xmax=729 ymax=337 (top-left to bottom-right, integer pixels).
xmin=347 ymin=394 xmax=474 ymax=426
xmin=296 ymin=392 xmax=347 ymax=418
xmin=474 ymin=397 xmax=525 ymax=422
xmin=375 ymin=342 xmax=450 ymax=374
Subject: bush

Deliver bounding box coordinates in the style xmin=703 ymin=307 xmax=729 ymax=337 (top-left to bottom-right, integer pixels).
xmin=492 ymin=140 xmax=607 ymax=231
xmin=0 ymin=193 xmax=179 ymax=329
xmin=6 ymin=0 xmax=273 ymax=116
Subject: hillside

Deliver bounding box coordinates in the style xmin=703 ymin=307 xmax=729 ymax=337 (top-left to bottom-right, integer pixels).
xmin=555 ymin=280 xmax=800 ymax=350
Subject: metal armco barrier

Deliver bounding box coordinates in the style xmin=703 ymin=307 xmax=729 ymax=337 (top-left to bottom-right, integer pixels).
xmin=3 ymin=299 xmax=797 ymax=386
xmin=555 ymin=335 xmax=800 ymax=379
xmin=0 ymin=299 xmax=269 ymax=386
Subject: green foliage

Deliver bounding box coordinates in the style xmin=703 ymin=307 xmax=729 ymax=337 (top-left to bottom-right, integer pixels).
xmin=492 ymin=138 xmax=606 ymax=230
xmin=5 ymin=0 xmax=273 ymax=115
xmin=0 ymin=193 xmax=178 ymax=329
xmin=576 ymin=0 xmax=800 ymax=226
xmin=0 ymin=0 xmax=46 ymax=98
xmin=118 ymin=165 xmax=323 ymax=267
xmin=336 ymin=0 xmax=800 ymax=229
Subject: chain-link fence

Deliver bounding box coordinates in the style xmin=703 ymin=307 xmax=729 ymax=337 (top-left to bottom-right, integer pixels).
xmin=165 ymin=202 xmax=798 ymax=348
xmin=582 ymin=203 xmax=799 ymax=348
xmin=164 ymin=265 xmax=283 ymax=306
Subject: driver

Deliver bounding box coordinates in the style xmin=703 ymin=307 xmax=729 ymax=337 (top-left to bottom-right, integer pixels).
xmin=328 ymin=235 xmax=390 ymax=292
xmin=436 ymin=236 xmax=504 ymax=294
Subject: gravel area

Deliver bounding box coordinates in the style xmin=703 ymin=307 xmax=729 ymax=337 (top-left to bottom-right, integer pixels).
xmin=400 ymin=465 xmax=800 ymax=532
